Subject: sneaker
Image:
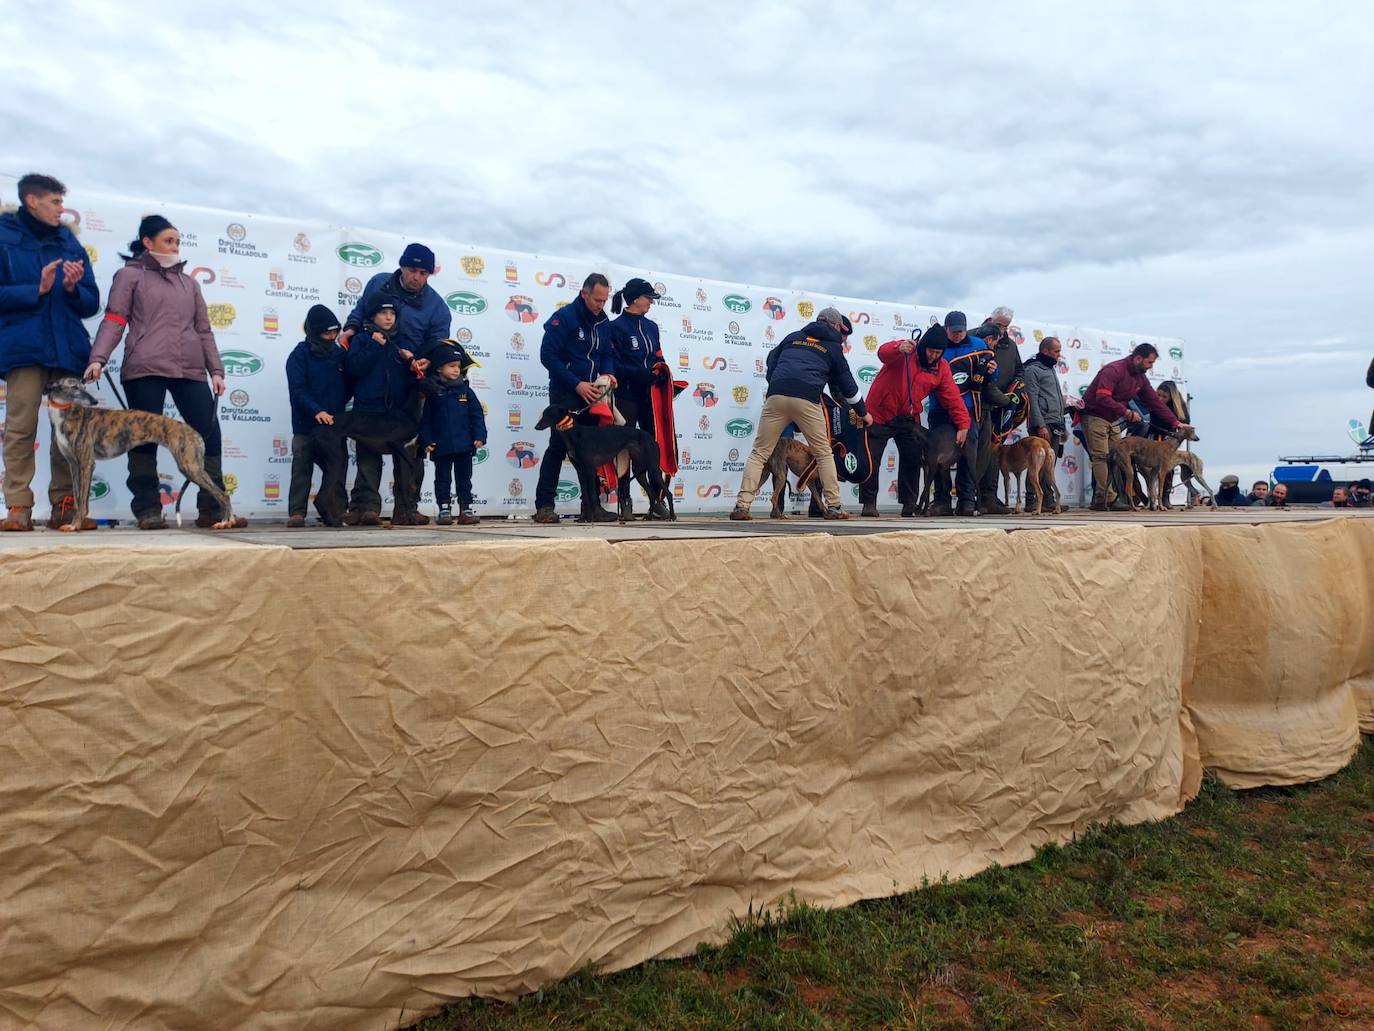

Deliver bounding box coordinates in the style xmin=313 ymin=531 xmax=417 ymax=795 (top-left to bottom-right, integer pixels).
xmin=532 ymin=507 xmax=560 ymax=524
xmin=137 ymin=513 xmax=168 ymax=531
xmin=47 ymin=496 xmax=97 ymax=530
xmin=456 ymin=508 xmax=480 ymax=525
xmin=824 ymin=507 xmax=850 ymax=520
xmin=3 ymin=505 xmax=34 ymax=531
xmin=286 ymin=514 xmax=306 ymax=528
xmin=729 ymin=506 xmax=752 ymax=521
xmin=436 ymin=503 xmax=454 ymax=526
xmin=860 ymin=504 xmax=880 ymax=518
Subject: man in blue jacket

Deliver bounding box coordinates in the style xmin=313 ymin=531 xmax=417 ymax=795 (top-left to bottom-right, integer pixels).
xmin=1 ymin=173 xmax=101 ymax=531
xmin=340 ymin=241 xmax=451 ymax=521
xmin=533 ymin=273 xmax=617 ymax=523
xmin=928 ymin=311 xmax=991 ymax=517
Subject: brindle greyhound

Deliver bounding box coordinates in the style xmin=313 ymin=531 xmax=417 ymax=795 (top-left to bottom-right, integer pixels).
xmin=45 ymin=377 xmax=239 ymax=530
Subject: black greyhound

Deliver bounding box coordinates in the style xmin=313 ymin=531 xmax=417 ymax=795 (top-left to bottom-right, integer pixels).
xmin=313 ymin=388 xmax=425 ymax=527
xmin=534 ymin=404 xmax=668 ymax=522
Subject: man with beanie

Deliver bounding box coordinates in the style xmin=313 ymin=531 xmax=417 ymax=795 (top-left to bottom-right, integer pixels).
xmin=860 ymin=329 xmax=966 ymax=517
xmin=973 ymin=306 xmax=1023 ymax=514
xmin=731 ymin=307 xmax=872 ymax=521
xmin=340 ymin=241 xmax=452 ymax=521
xmin=1082 ymin=343 xmax=1192 ymax=511
xmin=928 ymin=311 xmax=992 ymax=516
xmin=534 ymin=273 xmax=618 ymax=523
xmin=608 ymin=276 xmax=671 ymax=519
xmin=1022 ymin=335 xmax=1068 ymax=511
xmin=0 ymin=172 xmax=101 ymax=531
xmin=285 ymin=304 xmax=349 ymax=526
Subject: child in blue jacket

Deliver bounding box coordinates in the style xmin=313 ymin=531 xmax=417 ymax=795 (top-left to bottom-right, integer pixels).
xmin=419 ymin=341 xmax=487 ymax=525
xmin=284 ymin=304 xmax=348 ymax=526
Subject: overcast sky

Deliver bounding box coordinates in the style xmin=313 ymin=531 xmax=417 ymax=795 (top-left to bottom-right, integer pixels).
xmin=5 ymin=1 xmax=1372 ymax=486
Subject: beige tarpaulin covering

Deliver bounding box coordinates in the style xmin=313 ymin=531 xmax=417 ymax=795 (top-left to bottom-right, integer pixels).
xmin=0 ymin=519 xmax=1369 ymax=1029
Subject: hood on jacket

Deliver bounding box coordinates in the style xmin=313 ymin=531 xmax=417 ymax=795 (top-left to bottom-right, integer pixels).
xmin=798 ymin=319 xmax=843 ymax=344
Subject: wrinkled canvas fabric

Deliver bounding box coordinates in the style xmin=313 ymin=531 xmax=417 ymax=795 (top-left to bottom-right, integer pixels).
xmin=0 ymin=519 xmax=1369 ymax=1030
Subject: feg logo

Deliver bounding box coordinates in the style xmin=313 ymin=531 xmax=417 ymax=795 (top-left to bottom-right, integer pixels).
xmin=473 ymin=446 xmax=489 ymax=465
xmin=220 ymin=351 xmax=263 ymax=376
xmin=722 ymin=294 xmax=751 ymax=314
xmin=692 ymin=383 xmax=718 ymax=407
xmin=555 ymin=480 xmax=580 ymax=501
xmin=337 ymin=242 xmax=384 ymax=267
xmin=857 ymin=366 xmax=878 ymax=384
xmin=763 ymin=297 xmax=786 ymax=320
xmin=725 ymin=418 xmax=754 ymax=437
xmin=1169 ymin=347 xmax=1184 ymax=359
xmin=446 ymin=292 xmax=487 ymax=315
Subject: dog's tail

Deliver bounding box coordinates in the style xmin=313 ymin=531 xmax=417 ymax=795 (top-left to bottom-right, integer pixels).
xmin=174 ymin=478 xmax=190 ymax=527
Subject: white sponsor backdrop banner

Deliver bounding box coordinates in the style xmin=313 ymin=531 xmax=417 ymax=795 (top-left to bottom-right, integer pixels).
xmin=1 ymin=180 xmax=1187 ymax=518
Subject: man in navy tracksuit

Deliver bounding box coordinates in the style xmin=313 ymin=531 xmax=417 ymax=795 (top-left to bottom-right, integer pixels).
xmin=340 ymin=242 xmax=451 ymax=521
xmin=284 ymin=303 xmax=349 ymax=525
xmin=534 ymin=273 xmax=617 ymax=523
xmin=731 ymin=307 xmax=872 ymax=520
xmin=608 ymin=276 xmax=671 ymax=519
xmin=928 ymin=311 xmax=990 ymax=517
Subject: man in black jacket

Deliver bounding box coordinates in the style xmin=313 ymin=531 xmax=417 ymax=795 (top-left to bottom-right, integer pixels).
xmin=973 ymin=306 xmax=1022 ymax=514
xmin=731 ymin=307 xmax=872 ymax=520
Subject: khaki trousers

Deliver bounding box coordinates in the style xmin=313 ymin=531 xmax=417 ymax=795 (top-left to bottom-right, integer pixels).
xmin=736 ymin=393 xmax=840 ymax=511
xmin=1082 ymin=415 xmax=1119 ymax=503
xmin=2 ymin=366 xmax=74 ymax=509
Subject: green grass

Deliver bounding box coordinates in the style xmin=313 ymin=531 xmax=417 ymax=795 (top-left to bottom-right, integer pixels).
xmin=411 ymin=737 xmax=1374 ymax=1030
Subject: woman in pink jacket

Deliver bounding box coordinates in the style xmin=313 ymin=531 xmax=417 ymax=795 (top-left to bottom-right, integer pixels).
xmin=85 ymin=215 xmax=242 ymax=529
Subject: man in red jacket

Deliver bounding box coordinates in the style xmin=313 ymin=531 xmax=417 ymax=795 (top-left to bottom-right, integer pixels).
xmin=859 ymin=333 xmax=968 ymax=517
xmin=1082 ymin=343 xmax=1193 ymax=510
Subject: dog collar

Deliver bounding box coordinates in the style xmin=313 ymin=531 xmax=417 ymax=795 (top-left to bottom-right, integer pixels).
xmin=555 ymin=415 xmax=575 ymax=431
xmin=48 ymin=399 xmax=73 ymax=410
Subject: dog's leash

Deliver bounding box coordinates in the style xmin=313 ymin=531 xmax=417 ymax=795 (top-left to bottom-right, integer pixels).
xmin=102 ymin=368 xmax=129 ymax=410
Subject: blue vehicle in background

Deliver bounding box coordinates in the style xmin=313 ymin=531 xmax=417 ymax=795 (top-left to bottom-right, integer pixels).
xmin=1273 ymin=418 xmax=1374 ymax=503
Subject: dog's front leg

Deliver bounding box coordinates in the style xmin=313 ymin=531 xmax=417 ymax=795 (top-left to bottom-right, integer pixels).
xmin=61 ymin=445 xmax=97 ymax=532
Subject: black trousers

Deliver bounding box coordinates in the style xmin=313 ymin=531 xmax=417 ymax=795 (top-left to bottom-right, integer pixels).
xmin=859 ymin=415 xmax=924 ymax=507
xmin=535 ymin=410 xmax=605 ymax=510
xmin=122 ymin=375 xmax=225 ymax=519
xmin=432 ymin=452 xmax=474 ymax=506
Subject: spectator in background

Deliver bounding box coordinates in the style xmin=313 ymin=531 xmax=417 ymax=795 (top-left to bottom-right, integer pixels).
xmin=1248 ymin=480 xmax=1270 ymax=505
xmin=86 ymin=214 xmax=241 ymax=530
xmin=1213 ymin=475 xmax=1251 ymax=507
xmin=1318 ymin=486 xmax=1350 ymax=508
xmin=1351 ymin=479 xmax=1373 ymax=507
xmin=1267 ymin=483 xmax=1289 ymax=508
xmin=1 ymin=172 xmax=101 ymax=531
xmin=1021 ymin=334 xmax=1068 ymax=511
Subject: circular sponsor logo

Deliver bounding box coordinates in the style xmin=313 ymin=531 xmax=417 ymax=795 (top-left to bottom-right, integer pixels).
xmin=460 ymin=255 xmax=485 ymax=277
xmin=796 ymin=301 xmax=814 ymax=320
xmin=728 ymin=321 xmax=740 ymax=334
xmin=857 ymin=366 xmax=878 ymax=383
xmin=510 ymin=333 xmax=525 ymax=351
xmin=764 ymin=297 xmax=787 ymax=320
xmin=226 ymin=223 xmax=247 ymax=242
xmin=220 ymin=350 xmax=263 ymax=376
xmin=654 ymin=282 xmax=667 ymax=296
xmin=456 ymin=328 xmax=474 ymax=344
xmin=505 ymin=294 xmax=539 ymax=323
xmin=692 ymin=383 xmax=718 ymax=408
xmin=90 ymin=477 xmax=111 ymax=500
xmin=293 ymin=233 xmax=311 ymax=253
xmin=723 ymin=294 xmax=751 ymax=314
xmin=337 ymin=242 xmax=384 ymax=267
xmin=725 ymin=418 xmax=753 ymax=437
xmin=206 ymin=303 xmax=236 ymax=329
xmin=229 ymin=389 xmax=250 ymax=407
xmin=1169 ymin=347 xmax=1184 ymax=360
xmin=344 ymin=276 xmax=363 ymax=293
xmin=508 ymin=478 xmax=523 ymax=497
xmin=473 ymin=446 xmax=489 ymax=465
xmin=506 ymin=441 xmax=539 ymax=469
xmin=555 ymin=480 xmax=581 ymax=502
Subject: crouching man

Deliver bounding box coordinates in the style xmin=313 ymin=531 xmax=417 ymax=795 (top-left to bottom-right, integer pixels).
xmin=731 ymin=307 xmax=872 ymax=521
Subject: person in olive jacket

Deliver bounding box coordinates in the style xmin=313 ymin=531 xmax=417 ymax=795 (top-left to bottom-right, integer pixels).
xmin=86 ymin=214 xmax=239 ymax=530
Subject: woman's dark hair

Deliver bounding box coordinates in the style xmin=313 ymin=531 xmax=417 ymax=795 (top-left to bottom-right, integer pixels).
xmin=122 ymin=214 xmax=177 ymax=258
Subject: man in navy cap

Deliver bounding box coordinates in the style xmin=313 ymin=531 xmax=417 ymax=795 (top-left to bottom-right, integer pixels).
xmin=339 ymin=242 xmax=453 ymax=521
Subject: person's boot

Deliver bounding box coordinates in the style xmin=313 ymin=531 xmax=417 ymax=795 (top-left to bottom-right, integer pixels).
xmin=1110 ymin=495 xmax=1133 ymax=512
xmin=410 ymin=511 xmax=431 ymax=525
xmin=1090 ymin=494 xmax=1110 ymax=512
xmin=729 ymin=506 xmax=752 ymax=521
xmin=581 ymin=505 xmax=618 ymax=523
xmin=2 ymin=506 xmax=33 ymax=531
xmin=136 ymin=512 xmax=168 ymax=530
xmin=456 ymin=507 xmax=480 ymax=525
xmin=343 ymin=510 xmax=364 ymax=526
xmin=956 ymin=500 xmax=980 ymax=517
xmin=979 ymin=491 xmax=1011 ymax=516
xmin=47 ymin=497 xmax=97 ymax=530
xmin=286 ymin=513 xmax=306 ymax=528
xmin=436 ymin=503 xmax=454 ymax=526
xmin=647 ymin=500 xmax=671 ymax=520
xmin=532 ymin=507 xmax=560 ymax=524
xmin=824 ymin=507 xmax=851 ymax=520
xmin=860 ymin=503 xmax=880 ymax=518
xmin=928 ymin=495 xmax=953 ymax=517
xmin=901 ymin=503 xmax=918 ymax=517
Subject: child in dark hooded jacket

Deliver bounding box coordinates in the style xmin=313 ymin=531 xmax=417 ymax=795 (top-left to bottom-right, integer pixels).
xmin=284 ymin=303 xmax=348 ymax=525
xmin=419 ymin=341 xmax=487 ymax=525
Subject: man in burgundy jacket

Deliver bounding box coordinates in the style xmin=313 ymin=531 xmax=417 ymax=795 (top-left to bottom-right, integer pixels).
xmin=860 ymin=333 xmax=967 ymax=517
xmin=1082 ymin=343 xmax=1193 ymax=510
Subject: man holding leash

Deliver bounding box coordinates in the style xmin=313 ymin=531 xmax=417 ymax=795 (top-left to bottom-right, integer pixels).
xmin=731 ymin=307 xmax=872 ymax=521
xmin=973 ymin=306 xmax=1022 ymax=514
xmin=927 ymin=311 xmax=989 ymax=517
xmin=860 ymin=330 xmax=965 ymax=517
xmin=0 ymin=173 xmax=101 ymax=531
xmin=1081 ymin=343 xmax=1193 ymax=511
xmin=1022 ymin=335 xmax=1069 ymax=511
xmin=533 ymin=273 xmax=618 ymax=524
